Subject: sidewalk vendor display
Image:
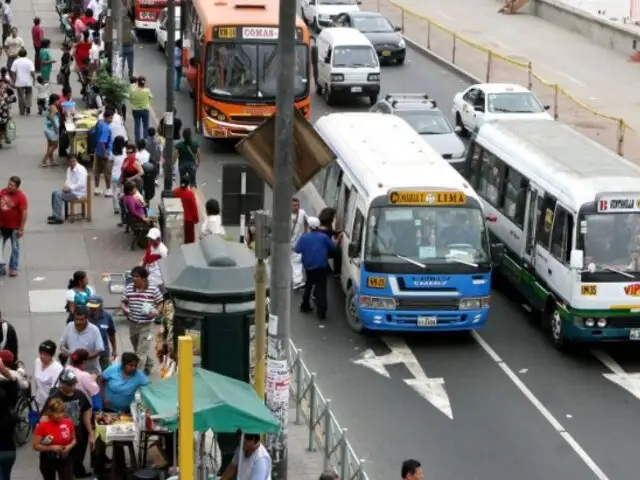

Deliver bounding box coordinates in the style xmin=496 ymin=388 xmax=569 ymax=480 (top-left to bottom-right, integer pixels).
xmin=63 ymin=107 xmax=99 ymax=169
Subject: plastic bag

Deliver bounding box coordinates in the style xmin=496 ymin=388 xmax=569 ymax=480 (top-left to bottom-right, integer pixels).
xmin=4 ymin=119 xmax=16 ymax=143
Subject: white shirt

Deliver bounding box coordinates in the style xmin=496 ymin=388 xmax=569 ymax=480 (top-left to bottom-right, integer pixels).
xmin=146 ymin=242 xmax=169 ymax=287
xmin=66 ymin=163 xmax=88 ymax=199
xmin=0 ymin=367 xmax=29 ymax=391
xmin=87 ymin=0 xmax=103 ymax=18
xmin=111 ymin=152 xmax=126 ymax=181
xmin=136 ymin=149 xmax=150 ymax=165
xmin=36 ymin=81 xmax=50 ymax=100
xmin=11 ymin=57 xmax=34 ymax=87
xmin=89 ymin=43 xmax=101 ymax=62
xmin=233 ymin=444 xmax=272 ymax=480
xmin=103 ymin=112 xmax=127 ymax=142
xmin=200 ymin=215 xmax=225 ymax=238
xmin=33 ymin=358 xmax=63 ymax=409
xmin=290 ymin=208 xmax=307 ymax=246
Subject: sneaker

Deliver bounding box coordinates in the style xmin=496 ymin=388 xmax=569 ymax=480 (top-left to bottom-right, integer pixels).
xmin=292 ymin=282 xmax=305 ymax=290
xmin=94 ymin=188 xmax=103 ymax=196
xmin=104 ymin=188 xmax=113 ymax=197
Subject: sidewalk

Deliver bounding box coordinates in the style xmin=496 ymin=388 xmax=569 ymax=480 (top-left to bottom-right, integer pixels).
xmin=363 ymin=0 xmax=640 ymax=161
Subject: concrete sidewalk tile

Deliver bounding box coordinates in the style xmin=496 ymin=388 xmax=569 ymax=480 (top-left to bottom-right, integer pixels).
xmin=364 ymin=0 xmax=640 ymax=160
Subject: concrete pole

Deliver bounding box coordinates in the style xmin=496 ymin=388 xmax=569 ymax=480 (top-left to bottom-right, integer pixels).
xmin=266 ymin=0 xmax=297 ymax=475
xmin=111 ymin=0 xmax=123 ymax=78
xmin=162 ymin=0 xmax=177 ymax=196
xmin=177 ymin=336 xmax=194 ymax=480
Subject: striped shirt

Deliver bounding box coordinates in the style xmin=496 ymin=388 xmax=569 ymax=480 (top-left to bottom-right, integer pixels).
xmin=121 ymin=283 xmax=163 ymax=324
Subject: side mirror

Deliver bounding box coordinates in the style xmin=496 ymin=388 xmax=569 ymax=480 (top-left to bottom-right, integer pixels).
xmin=491 ymin=243 xmax=505 ymax=262
xmin=474 ymin=105 xmax=484 ymax=112
xmin=544 ymin=105 xmax=550 ymax=111
xmin=394 ymin=26 xmax=402 ymax=31
xmin=324 ymin=55 xmax=331 ymax=64
xmin=348 ymin=242 xmax=359 ymax=258
xmin=486 ymin=214 xmax=497 ymax=223
xmin=357 ymin=0 xmax=362 ymax=4
xmin=569 ymin=249 xmax=584 ymax=270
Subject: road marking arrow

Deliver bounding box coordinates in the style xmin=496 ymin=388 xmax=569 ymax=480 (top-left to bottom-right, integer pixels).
xmin=353 ymin=336 xmax=453 ymax=419
xmin=592 ymin=349 xmax=640 ymax=400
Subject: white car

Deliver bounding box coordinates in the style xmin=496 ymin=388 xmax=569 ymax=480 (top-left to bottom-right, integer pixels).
xmin=301 ymin=0 xmax=361 ymax=31
xmin=452 ymin=83 xmax=552 ymax=134
xmin=155 ymin=7 xmax=182 ymax=53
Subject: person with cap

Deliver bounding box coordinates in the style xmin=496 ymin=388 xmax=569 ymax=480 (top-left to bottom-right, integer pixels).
xmin=141 ymin=227 xmax=168 ymax=289
xmin=33 ymin=339 xmax=63 ymax=409
xmin=65 ymin=349 xmax=100 ymax=401
xmin=41 ymin=369 xmax=94 ymax=478
xmin=219 ymin=431 xmax=272 ymax=480
xmin=87 ymin=296 xmax=117 ymax=371
xmin=59 ymin=305 xmax=104 ymax=374
xmin=294 ymin=216 xmax=337 ymax=320
xmin=0 ymin=311 xmax=18 ymax=360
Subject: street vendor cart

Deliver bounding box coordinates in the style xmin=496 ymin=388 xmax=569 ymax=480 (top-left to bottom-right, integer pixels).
xmin=63 ymin=108 xmax=99 ymax=170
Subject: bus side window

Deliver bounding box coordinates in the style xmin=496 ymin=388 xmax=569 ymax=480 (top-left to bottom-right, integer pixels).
xmin=344 ymin=187 xmax=358 ymax=234
xmin=467 ymin=142 xmax=483 ymax=187
xmin=323 ymin=163 xmax=342 ymax=208
xmin=536 ymin=194 xmax=557 ymax=251
xmin=312 ymin=167 xmax=328 ymax=198
xmin=502 ymin=167 xmax=529 ymax=229
xmin=550 ymin=206 xmax=574 ymax=263
xmin=478 ymin=153 xmax=504 ymax=206
xmin=351 ymin=209 xmax=365 ymax=255
xmin=335 ymin=178 xmax=349 ymax=231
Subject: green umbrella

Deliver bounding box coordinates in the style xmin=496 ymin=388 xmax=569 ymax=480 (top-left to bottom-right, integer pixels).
xmin=140 ymin=368 xmax=280 ymax=434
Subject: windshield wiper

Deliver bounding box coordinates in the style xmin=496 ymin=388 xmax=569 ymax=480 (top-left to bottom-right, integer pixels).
xmin=446 ymin=256 xmax=479 ymax=268
xmin=374 ymin=252 xmax=430 ymax=269
xmin=602 ymin=266 xmax=635 ymax=279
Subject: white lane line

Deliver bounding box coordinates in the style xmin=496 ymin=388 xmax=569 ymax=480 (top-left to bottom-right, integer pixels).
xmin=557 ymin=71 xmax=586 ymax=87
xmin=592 ymin=349 xmax=640 ymax=400
xmin=472 ymin=332 xmax=610 ymax=480
xmin=592 ymin=349 xmax=625 ymax=375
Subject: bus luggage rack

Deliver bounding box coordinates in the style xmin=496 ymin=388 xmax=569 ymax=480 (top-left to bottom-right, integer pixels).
xmin=102 ymin=271 xmax=133 ymax=295
xmin=289 ymin=340 xmax=370 ymax=480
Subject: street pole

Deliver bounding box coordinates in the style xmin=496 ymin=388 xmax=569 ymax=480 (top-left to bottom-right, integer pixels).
xmin=253 ymin=210 xmax=270 ymax=401
xmin=162 ymin=0 xmax=177 ymax=197
xmin=266 ymin=0 xmax=297 ymax=474
xmin=111 ymin=0 xmax=123 ymax=78
xmin=177 ymin=336 xmax=194 ymax=480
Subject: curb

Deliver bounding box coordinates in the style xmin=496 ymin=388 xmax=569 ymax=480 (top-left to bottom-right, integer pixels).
xmin=403 ymin=36 xmax=482 ymax=84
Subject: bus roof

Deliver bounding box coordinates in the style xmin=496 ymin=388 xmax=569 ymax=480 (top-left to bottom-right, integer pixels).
xmin=315 ymin=112 xmax=479 ymax=203
xmin=474 ymin=120 xmax=640 ymax=207
xmin=193 ymin=0 xmax=306 ymax=28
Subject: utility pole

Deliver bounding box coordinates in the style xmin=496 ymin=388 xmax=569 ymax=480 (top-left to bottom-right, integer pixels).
xmin=110 ymin=0 xmax=123 ymax=78
xmin=162 ymin=0 xmax=177 ymax=197
xmin=253 ymin=210 xmax=270 ymax=401
xmin=266 ymin=0 xmax=297 ymax=474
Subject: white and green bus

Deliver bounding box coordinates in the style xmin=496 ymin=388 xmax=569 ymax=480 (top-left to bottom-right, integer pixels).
xmin=463 ymin=118 xmax=640 ymax=349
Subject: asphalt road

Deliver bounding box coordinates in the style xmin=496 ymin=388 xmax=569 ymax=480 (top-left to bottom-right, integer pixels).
xmin=135 ymin=36 xmax=640 ymax=480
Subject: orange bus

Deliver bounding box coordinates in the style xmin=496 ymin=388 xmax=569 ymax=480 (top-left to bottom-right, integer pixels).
xmin=184 ymin=0 xmax=311 ymax=145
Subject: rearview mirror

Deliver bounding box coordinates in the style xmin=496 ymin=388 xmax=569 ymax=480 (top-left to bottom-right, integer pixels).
xmin=357 ymin=0 xmax=362 ymax=4
xmin=544 ymin=105 xmax=550 ymax=111
xmin=570 ymin=249 xmax=584 ymax=270
xmin=324 ymin=55 xmax=331 ymax=64
xmin=348 ymin=242 xmax=359 ymax=258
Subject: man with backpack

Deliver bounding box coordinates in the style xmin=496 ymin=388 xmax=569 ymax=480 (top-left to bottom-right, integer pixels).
xmin=92 ymin=107 xmax=114 ymax=197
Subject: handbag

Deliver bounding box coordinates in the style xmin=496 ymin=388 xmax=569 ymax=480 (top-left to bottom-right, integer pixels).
xmin=5 ymin=118 xmax=16 ymax=142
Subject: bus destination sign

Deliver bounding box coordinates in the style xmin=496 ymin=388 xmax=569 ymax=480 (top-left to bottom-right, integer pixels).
xmin=597 ymin=195 xmax=640 ymax=213
xmin=213 ymin=25 xmax=304 ymax=41
xmin=388 ymin=190 xmax=467 ymax=206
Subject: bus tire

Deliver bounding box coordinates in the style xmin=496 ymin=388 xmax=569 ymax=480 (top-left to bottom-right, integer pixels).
xmin=323 ymin=85 xmax=333 ymax=105
xmin=345 ymin=286 xmax=364 ymax=333
xmin=544 ymin=300 xmax=571 ymax=351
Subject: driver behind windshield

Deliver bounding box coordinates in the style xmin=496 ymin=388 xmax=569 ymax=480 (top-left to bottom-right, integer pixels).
xmin=438 ymin=211 xmax=477 ymax=249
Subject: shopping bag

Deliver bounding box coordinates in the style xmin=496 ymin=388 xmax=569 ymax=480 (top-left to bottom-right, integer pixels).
xmin=5 ymin=119 xmax=16 ymax=143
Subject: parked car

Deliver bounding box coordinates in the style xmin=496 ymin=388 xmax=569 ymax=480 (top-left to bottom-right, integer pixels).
xmin=301 ymin=0 xmax=361 ymax=31
xmin=155 ymin=6 xmax=182 ymax=53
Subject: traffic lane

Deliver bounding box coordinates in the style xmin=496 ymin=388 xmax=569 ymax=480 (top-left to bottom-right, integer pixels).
xmin=481 ymin=287 xmax=640 ymax=480
xmin=290 ymin=285 xmax=595 ymax=480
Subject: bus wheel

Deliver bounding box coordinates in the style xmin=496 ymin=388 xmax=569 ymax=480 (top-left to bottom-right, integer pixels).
xmin=345 ymin=287 xmax=364 ymax=333
xmin=323 ymin=86 xmax=333 ymax=106
xmin=545 ymin=302 xmax=571 ymax=351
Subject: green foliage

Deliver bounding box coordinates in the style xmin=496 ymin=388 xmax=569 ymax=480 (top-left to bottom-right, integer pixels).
xmin=94 ymin=70 xmax=129 ymax=106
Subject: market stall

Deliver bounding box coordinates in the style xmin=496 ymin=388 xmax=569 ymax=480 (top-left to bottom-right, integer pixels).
xmin=63 ymin=107 xmax=99 ymax=169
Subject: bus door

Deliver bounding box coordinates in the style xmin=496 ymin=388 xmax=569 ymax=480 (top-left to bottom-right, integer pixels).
xmin=521 ymin=182 xmax=544 ymax=305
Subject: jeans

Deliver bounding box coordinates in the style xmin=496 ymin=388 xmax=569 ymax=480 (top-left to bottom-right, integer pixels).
xmin=179 ymin=163 xmax=197 ymax=187
xmin=17 ymin=86 xmax=32 ymax=114
xmin=132 ymin=109 xmax=150 ymax=143
xmin=51 ymin=190 xmax=78 ymax=221
xmin=302 ymin=268 xmax=329 ymax=318
xmin=0 ymin=449 xmax=16 ymax=480
xmin=174 ymin=65 xmax=182 ymax=90
xmin=121 ymin=44 xmax=134 ymax=77
xmin=0 ymin=229 xmax=20 ymax=273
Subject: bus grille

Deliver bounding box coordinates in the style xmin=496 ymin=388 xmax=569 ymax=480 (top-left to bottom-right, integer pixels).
xmin=395 ymin=297 xmax=459 ymax=311
xmin=606 ymin=317 xmax=640 ymax=328
xmin=229 ymin=115 xmax=270 ymax=125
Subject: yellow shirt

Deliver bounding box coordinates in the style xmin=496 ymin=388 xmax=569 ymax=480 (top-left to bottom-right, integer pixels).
xmin=129 ymin=85 xmax=153 ymax=110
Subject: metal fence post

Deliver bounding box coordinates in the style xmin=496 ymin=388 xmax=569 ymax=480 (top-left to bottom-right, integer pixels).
xmin=527 ymin=62 xmax=533 ymax=90
xmin=553 ymin=84 xmax=559 ymax=120
xmin=485 ymin=50 xmax=492 ymax=82
xmin=616 ymin=119 xmax=625 ymax=156
xmin=426 ymin=21 xmax=431 ymax=50
xmin=339 ymin=429 xmax=349 ymax=479
xmin=294 ymin=349 xmax=303 ymax=425
xmin=307 ymin=374 xmax=317 ymax=451
xmin=323 ymin=400 xmax=332 ymax=470
xmin=401 ymin=8 xmax=405 ymax=32
xmin=358 ymin=459 xmax=367 ymax=480
xmin=452 ymin=33 xmax=457 ymax=64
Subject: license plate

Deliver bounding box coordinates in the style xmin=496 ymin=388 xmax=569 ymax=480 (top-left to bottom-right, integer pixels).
xmin=417 ymin=316 xmax=437 ymax=327
xmin=382 ymin=50 xmax=391 ymax=56
xmin=351 ymin=86 xmax=362 ymax=93
xmin=630 ymin=328 xmax=640 ymax=340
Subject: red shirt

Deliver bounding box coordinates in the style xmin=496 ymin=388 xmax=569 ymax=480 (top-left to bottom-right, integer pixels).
xmin=34 ymin=418 xmax=75 ymax=446
xmin=74 ymin=41 xmax=91 ymax=68
xmin=31 ymin=25 xmax=44 ymax=48
xmin=172 ymin=187 xmax=199 ymax=223
xmin=0 ymin=188 xmax=28 ymax=230
xmin=79 ymin=16 xmax=96 ymax=28
xmin=56 ymin=95 xmax=71 ymax=112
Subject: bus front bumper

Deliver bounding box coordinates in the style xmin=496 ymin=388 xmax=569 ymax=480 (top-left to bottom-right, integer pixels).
xmin=203 ymin=117 xmax=258 ymax=139
xmin=358 ymin=308 xmax=489 ymax=332
xmin=134 ymin=20 xmax=158 ymax=30
xmin=564 ymin=320 xmax=640 ymax=343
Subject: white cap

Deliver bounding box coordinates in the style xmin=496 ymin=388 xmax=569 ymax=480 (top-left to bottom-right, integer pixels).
xmin=307 ymin=217 xmax=320 ymax=230
xmin=147 ymin=227 xmax=162 ymax=240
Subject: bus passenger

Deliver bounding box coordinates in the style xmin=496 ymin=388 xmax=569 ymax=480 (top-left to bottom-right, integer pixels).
xmin=318 ymin=207 xmax=342 ymax=276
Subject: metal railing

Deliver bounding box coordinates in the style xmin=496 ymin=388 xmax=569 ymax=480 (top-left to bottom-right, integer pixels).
xmin=289 ymin=340 xmax=371 ymax=480
xmin=362 ymin=0 xmax=640 ymax=159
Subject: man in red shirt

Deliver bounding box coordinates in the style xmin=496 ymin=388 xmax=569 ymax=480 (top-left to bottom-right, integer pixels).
xmin=0 ymin=176 xmax=28 ymax=277
xmin=172 ymin=174 xmax=199 ymax=244
xmin=31 ymin=17 xmax=43 ymax=72
xmin=78 ymin=9 xmax=97 ymax=31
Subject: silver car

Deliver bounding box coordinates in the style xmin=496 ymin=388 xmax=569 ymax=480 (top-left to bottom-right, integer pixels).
xmin=371 ymin=94 xmax=466 ymax=169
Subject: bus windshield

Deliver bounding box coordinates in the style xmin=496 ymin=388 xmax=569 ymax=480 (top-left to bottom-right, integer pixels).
xmin=583 ymin=213 xmax=640 ymax=272
xmin=205 ymin=42 xmax=309 ymax=100
xmin=364 ymin=206 xmax=490 ymax=266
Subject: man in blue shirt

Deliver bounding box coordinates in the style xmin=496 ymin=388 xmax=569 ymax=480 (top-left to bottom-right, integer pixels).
xmin=87 ymin=296 xmax=117 ymax=371
xmin=294 ymin=216 xmax=336 ymax=320
xmin=93 ymin=107 xmax=114 ymax=196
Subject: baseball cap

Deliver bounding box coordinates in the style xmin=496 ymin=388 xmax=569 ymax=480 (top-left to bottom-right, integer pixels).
xmin=86 ymin=296 xmax=104 ymax=308
xmin=147 ymin=227 xmax=162 ymax=240
xmin=307 ymin=217 xmax=320 ymax=230
xmin=59 ymin=369 xmax=78 ymax=385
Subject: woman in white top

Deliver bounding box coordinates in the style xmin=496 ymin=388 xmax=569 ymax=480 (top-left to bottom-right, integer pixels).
xmin=110 ymin=135 xmax=127 ymax=215
xmin=33 ymin=340 xmax=63 ymax=409
xmin=200 ymin=198 xmax=226 ymax=238
xmin=135 ymin=138 xmax=151 ymax=165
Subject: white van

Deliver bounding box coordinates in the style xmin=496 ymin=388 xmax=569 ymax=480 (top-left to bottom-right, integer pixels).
xmin=313 ymin=27 xmax=380 ymax=106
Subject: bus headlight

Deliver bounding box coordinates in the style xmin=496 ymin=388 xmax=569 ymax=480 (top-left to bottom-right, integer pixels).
xmin=597 ymin=318 xmax=607 ymax=328
xmin=584 ymin=318 xmax=596 ymax=327
xmin=206 ymin=107 xmax=227 ymax=121
xmin=459 ymin=297 xmax=490 ymax=310
xmin=359 ymin=295 xmax=396 ymax=310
